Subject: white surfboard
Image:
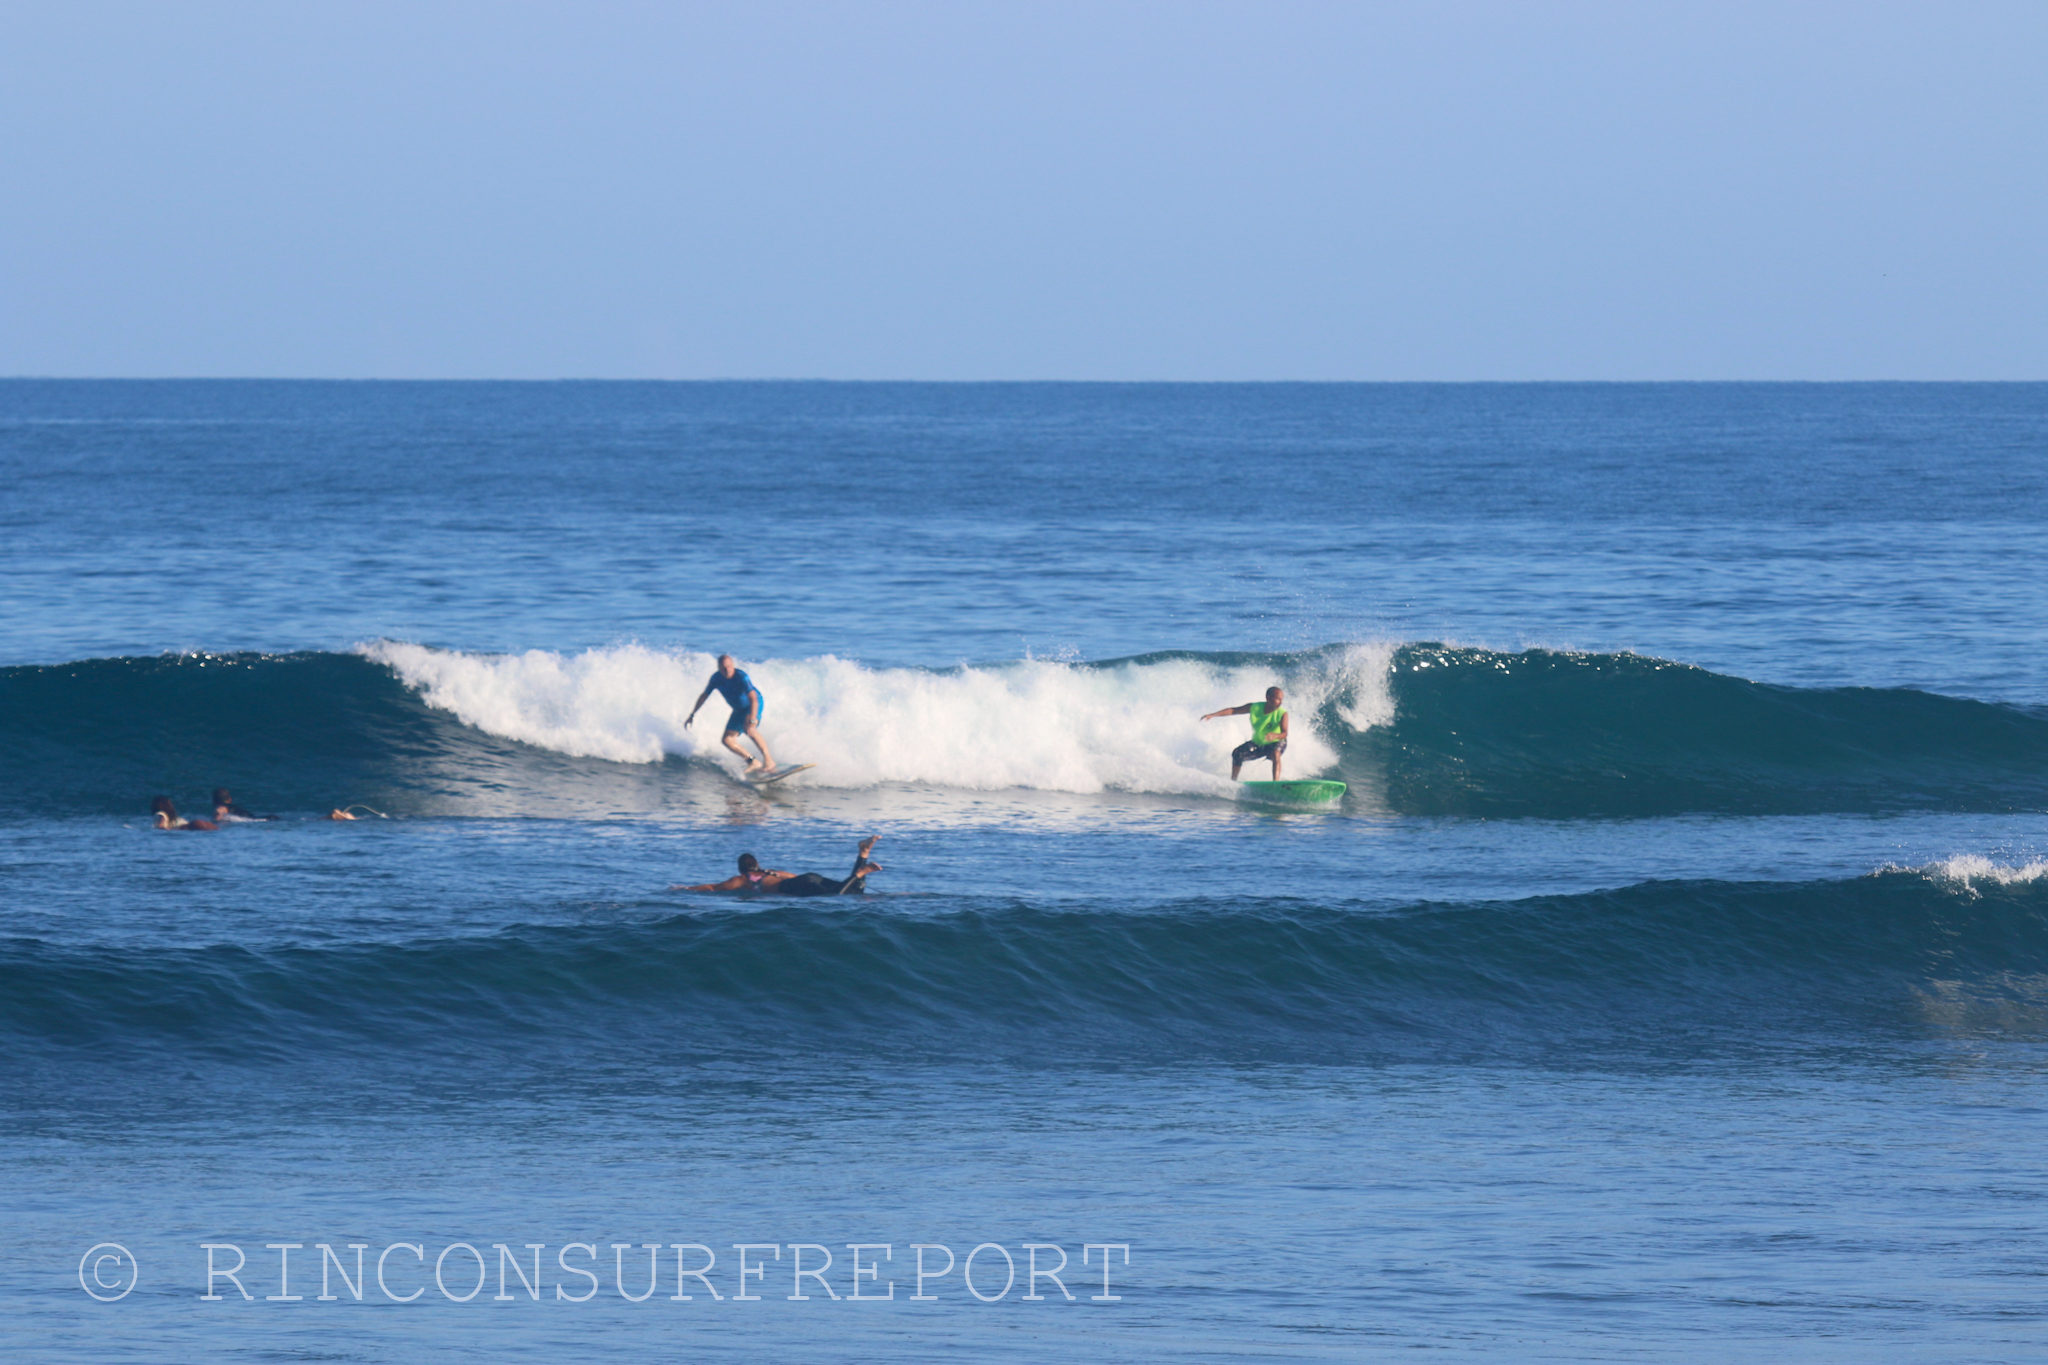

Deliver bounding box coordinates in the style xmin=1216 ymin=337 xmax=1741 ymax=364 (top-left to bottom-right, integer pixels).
xmin=741 ymin=763 xmax=815 ymax=785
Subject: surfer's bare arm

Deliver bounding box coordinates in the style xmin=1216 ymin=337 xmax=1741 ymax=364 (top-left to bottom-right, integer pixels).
xmin=1201 ymin=704 xmax=1253 ymax=721
xmin=676 ymin=873 xmax=748 ymax=892
xmin=685 ymin=682 xmax=715 ymax=727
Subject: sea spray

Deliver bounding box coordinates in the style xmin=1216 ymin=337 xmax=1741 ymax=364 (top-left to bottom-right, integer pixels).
xmin=1901 ymin=855 xmax=2048 ymax=896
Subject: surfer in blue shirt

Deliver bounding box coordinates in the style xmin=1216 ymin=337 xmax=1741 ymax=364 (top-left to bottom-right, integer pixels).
xmin=685 ymin=654 xmax=778 ymax=772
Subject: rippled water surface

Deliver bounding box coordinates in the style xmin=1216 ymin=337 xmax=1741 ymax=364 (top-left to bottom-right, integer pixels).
xmin=4 ymin=381 xmax=2046 ymax=1361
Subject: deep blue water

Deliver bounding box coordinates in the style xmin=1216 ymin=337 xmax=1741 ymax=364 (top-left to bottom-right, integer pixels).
xmin=4 ymin=381 xmax=2046 ymax=1362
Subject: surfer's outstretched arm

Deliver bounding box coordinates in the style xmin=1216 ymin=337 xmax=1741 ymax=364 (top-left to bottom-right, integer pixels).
xmin=1200 ymin=703 xmax=1255 ymax=721
xmin=675 ymin=851 xmax=797 ymax=892
xmin=675 ymin=873 xmax=748 ymax=892
xmin=683 ymin=681 xmax=716 ymax=728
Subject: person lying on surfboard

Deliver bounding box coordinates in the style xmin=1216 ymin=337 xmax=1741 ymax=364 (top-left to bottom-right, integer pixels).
xmin=1201 ymin=686 xmax=1289 ymax=780
xmin=150 ymin=796 xmax=217 ymax=831
xmin=674 ymin=836 xmax=882 ymax=897
xmin=685 ymin=653 xmax=777 ymax=773
xmin=211 ymin=787 xmax=279 ymax=822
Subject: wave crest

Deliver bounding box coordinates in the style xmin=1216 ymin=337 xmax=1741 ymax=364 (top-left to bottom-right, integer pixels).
xmin=363 ymin=640 xmax=1393 ymax=795
xmin=1897 ymin=856 xmax=2048 ymax=896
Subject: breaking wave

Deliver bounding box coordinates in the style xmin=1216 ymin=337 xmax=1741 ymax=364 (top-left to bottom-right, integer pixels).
xmin=3 ymin=642 xmax=2045 ymax=819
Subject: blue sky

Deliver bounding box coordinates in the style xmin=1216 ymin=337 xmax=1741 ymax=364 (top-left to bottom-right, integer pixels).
xmin=1 ymin=1 xmax=2042 ymax=379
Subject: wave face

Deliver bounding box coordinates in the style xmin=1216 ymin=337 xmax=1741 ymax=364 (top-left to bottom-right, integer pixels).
xmin=0 ymin=650 xmax=509 ymax=819
xmin=4 ymin=643 xmax=2046 ymax=819
xmin=5 ymin=866 xmax=2045 ymax=1068
xmin=1364 ymin=645 xmax=2048 ymax=816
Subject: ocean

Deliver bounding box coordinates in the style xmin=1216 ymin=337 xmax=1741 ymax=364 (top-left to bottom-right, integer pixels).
xmin=3 ymin=380 xmax=2045 ymax=1362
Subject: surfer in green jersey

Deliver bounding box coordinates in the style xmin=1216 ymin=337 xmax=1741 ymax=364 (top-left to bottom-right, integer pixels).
xmin=1202 ymin=686 xmax=1290 ymax=780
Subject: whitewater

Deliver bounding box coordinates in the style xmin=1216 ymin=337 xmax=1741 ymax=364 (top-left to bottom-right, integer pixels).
xmin=360 ymin=639 xmax=1389 ymax=793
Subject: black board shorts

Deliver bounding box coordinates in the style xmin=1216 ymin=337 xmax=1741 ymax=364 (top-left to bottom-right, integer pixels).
xmin=1232 ymin=739 xmax=1286 ymax=764
xmin=768 ymin=856 xmax=878 ymax=897
xmin=771 ymin=872 xmax=862 ymax=897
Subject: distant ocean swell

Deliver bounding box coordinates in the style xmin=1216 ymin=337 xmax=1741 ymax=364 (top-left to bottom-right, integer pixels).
xmin=4 ymin=643 xmax=2046 ymax=818
xmin=5 ymin=866 xmax=2045 ymax=1064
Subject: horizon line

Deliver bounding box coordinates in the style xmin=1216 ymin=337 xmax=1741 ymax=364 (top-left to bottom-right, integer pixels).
xmin=3 ymin=375 xmax=2043 ymax=385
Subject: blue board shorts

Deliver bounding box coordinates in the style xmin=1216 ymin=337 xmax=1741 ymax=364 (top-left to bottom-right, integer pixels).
xmin=724 ymin=697 xmax=764 ymax=733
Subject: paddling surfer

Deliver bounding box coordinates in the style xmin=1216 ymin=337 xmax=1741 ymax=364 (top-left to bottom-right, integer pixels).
xmin=1202 ymin=686 xmax=1289 ymax=780
xmin=674 ymin=836 xmax=881 ymax=897
xmin=686 ymin=654 xmax=777 ymax=773
xmin=149 ymin=796 xmax=217 ymax=831
xmin=212 ymin=787 xmax=278 ymax=822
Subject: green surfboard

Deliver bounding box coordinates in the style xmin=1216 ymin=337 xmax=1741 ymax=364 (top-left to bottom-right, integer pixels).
xmin=1239 ymin=779 xmax=1347 ymax=804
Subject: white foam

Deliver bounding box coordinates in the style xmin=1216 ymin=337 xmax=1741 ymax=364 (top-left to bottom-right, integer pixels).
xmin=358 ymin=641 xmax=1397 ymax=795
xmin=1908 ymin=855 xmax=2048 ymax=893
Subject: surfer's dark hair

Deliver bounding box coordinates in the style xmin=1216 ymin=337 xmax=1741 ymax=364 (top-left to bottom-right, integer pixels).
xmin=737 ymin=853 xmax=760 ymax=872
xmin=212 ymin=788 xmax=231 ymax=805
xmin=150 ymin=796 xmax=175 ymax=816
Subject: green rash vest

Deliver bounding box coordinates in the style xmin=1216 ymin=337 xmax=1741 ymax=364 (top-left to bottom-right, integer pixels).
xmin=1248 ymin=701 xmax=1287 ymax=744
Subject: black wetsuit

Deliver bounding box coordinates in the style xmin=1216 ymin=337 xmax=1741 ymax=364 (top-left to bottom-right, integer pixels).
xmin=769 ymin=852 xmax=877 ymax=897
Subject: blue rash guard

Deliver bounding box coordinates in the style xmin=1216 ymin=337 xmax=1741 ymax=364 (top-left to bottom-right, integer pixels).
xmin=709 ymin=669 xmax=763 ymax=731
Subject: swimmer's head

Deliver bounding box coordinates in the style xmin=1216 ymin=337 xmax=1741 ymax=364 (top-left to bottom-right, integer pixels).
xmin=737 ymin=853 xmax=760 ymax=873
xmin=150 ymin=796 xmax=175 ymax=817
xmin=1266 ymin=686 xmax=1284 ymax=703
xmin=211 ymin=788 xmax=231 ymax=806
